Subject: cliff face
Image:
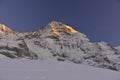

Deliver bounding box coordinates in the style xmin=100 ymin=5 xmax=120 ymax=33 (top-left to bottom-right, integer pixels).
xmin=0 ymin=21 xmax=120 ymax=71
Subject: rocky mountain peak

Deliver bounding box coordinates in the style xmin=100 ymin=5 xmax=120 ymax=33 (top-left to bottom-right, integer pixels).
xmin=0 ymin=24 xmax=14 ymax=36
xmin=0 ymin=21 xmax=120 ymax=71
xmin=48 ymin=21 xmax=78 ymax=35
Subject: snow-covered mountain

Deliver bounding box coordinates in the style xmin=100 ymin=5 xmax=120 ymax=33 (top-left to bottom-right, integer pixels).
xmin=0 ymin=21 xmax=120 ymax=71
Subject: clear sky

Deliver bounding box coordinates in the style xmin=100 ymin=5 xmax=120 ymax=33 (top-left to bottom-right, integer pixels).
xmin=0 ymin=0 xmax=120 ymax=46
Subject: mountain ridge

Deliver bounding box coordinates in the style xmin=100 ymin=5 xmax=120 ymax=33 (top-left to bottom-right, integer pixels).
xmin=0 ymin=21 xmax=120 ymax=71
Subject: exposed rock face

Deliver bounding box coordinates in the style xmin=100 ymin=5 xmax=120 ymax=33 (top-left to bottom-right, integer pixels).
xmin=0 ymin=21 xmax=120 ymax=71
xmin=0 ymin=24 xmax=14 ymax=36
xmin=49 ymin=21 xmax=78 ymax=35
xmin=0 ymin=36 xmax=37 ymax=59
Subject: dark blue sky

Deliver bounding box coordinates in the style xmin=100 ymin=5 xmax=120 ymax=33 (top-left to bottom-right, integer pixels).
xmin=0 ymin=0 xmax=120 ymax=46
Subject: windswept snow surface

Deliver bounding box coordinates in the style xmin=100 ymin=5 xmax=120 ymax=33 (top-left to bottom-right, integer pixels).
xmin=0 ymin=60 xmax=119 ymax=80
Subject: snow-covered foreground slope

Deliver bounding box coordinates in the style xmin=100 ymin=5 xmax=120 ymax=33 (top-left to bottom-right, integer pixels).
xmin=0 ymin=60 xmax=119 ymax=80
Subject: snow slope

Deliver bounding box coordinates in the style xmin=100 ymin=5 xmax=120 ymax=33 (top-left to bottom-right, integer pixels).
xmin=0 ymin=60 xmax=119 ymax=80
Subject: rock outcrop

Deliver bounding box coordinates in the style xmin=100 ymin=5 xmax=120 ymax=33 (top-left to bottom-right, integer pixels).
xmin=0 ymin=24 xmax=14 ymax=36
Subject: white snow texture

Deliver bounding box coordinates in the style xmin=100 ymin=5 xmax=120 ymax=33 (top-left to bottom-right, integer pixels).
xmin=0 ymin=60 xmax=120 ymax=80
